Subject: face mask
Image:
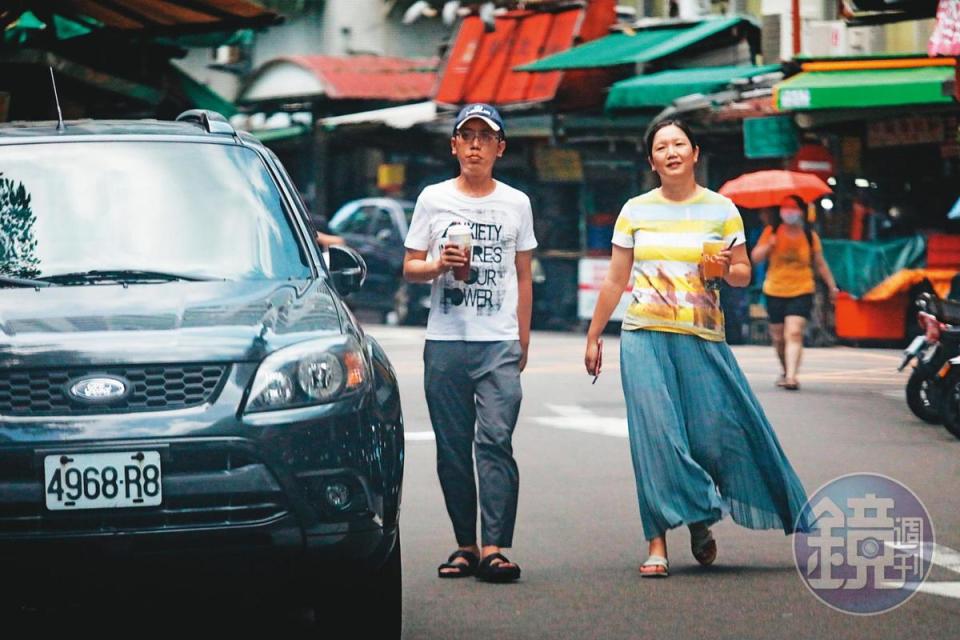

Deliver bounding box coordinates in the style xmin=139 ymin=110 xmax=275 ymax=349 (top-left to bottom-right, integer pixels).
xmin=781 ymin=211 xmax=804 ymax=226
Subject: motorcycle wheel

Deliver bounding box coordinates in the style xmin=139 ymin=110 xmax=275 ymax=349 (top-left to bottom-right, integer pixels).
xmin=906 ymin=368 xmax=943 ymax=424
xmin=941 ymin=373 xmax=960 ymax=440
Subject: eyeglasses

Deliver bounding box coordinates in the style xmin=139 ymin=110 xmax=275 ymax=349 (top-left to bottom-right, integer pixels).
xmin=455 ymin=129 xmax=501 ymax=144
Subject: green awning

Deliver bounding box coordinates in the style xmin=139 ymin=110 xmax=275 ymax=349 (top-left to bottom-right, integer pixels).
xmin=517 ymin=17 xmax=753 ymax=72
xmin=2 ymin=11 xmax=95 ymax=46
xmin=775 ymin=66 xmax=957 ymax=111
xmin=606 ymin=64 xmax=780 ymax=110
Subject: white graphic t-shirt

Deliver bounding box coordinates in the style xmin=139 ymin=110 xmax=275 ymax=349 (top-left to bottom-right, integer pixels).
xmin=405 ymin=179 xmax=538 ymax=341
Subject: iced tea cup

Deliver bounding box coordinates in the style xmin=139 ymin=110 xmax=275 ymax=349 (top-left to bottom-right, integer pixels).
xmin=446 ymin=224 xmax=473 ymax=282
xmin=701 ymin=240 xmax=725 ymax=290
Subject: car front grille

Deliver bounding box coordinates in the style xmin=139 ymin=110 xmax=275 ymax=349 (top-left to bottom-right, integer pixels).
xmin=0 ymin=364 xmax=229 ymax=416
xmin=0 ymin=445 xmax=290 ymax=535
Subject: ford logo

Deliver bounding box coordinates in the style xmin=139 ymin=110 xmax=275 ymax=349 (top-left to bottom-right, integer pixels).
xmin=67 ymin=376 xmax=129 ymax=404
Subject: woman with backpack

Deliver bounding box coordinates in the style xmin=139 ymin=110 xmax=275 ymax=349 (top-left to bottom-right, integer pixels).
xmin=751 ymin=195 xmax=839 ymax=391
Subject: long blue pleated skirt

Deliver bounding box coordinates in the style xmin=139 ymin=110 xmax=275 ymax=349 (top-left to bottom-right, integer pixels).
xmin=619 ymin=329 xmax=812 ymax=541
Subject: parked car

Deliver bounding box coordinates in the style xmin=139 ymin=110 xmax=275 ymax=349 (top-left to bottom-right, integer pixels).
xmin=0 ymin=111 xmax=403 ymax=634
xmin=328 ymin=197 xmax=430 ymax=325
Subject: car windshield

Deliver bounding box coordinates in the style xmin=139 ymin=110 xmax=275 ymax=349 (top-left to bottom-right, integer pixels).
xmin=0 ymin=140 xmax=312 ymax=282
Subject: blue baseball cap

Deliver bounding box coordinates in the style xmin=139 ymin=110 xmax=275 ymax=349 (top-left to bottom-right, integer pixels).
xmin=453 ymin=103 xmax=505 ymax=137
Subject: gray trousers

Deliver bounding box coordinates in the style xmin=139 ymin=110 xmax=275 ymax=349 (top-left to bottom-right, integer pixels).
xmin=424 ymin=340 xmax=523 ymax=548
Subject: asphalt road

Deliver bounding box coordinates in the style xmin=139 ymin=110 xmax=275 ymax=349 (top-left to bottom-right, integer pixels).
xmin=370 ymin=325 xmax=960 ymax=640
xmin=14 ymin=325 xmax=960 ymax=637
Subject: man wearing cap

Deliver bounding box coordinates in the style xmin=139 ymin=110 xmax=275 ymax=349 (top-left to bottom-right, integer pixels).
xmin=403 ymin=103 xmax=537 ymax=583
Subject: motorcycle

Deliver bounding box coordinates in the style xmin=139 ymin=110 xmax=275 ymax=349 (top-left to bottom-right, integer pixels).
xmin=900 ymin=293 xmax=960 ymax=426
xmin=940 ymin=359 xmax=960 ymax=439
xmin=901 ymin=303 xmax=947 ymax=423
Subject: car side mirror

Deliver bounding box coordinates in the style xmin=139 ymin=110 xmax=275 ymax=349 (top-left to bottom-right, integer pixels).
xmin=328 ymin=245 xmax=367 ymax=295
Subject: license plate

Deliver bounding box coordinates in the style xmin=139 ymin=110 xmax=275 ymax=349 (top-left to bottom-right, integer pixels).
xmin=44 ymin=451 xmax=162 ymax=511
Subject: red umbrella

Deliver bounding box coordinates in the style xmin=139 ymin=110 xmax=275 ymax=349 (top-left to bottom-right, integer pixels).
xmin=718 ymin=170 xmax=832 ymax=208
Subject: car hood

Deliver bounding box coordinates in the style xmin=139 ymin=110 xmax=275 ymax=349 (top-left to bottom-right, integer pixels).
xmin=0 ymin=279 xmax=343 ymax=367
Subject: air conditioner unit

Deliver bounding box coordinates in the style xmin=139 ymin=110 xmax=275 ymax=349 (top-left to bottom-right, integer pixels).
xmin=803 ymin=20 xmax=886 ymax=56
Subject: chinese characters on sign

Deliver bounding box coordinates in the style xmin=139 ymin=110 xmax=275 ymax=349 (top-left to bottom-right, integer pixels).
xmin=794 ymin=474 xmax=934 ymax=615
xmin=866 ymin=116 xmax=946 ymax=148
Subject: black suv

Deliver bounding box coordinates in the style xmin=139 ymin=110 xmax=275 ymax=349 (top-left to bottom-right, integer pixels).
xmin=0 ymin=111 xmax=403 ymax=633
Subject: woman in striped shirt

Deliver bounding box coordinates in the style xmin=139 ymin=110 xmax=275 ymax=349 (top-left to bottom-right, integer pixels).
xmin=584 ymin=119 xmax=811 ymax=578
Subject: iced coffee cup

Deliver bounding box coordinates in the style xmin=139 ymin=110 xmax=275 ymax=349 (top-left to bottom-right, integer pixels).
xmin=701 ymin=240 xmax=725 ymax=290
xmin=446 ymin=224 xmax=473 ymax=282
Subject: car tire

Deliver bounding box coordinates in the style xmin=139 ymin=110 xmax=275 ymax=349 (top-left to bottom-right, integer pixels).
xmin=906 ymin=369 xmax=943 ymax=424
xmin=314 ymin=535 xmax=402 ymax=637
xmin=940 ymin=374 xmax=960 ymax=440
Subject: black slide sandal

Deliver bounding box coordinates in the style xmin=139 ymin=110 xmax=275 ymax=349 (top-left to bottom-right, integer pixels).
xmin=475 ymin=553 xmax=521 ymax=583
xmin=438 ymin=550 xmax=479 ymax=578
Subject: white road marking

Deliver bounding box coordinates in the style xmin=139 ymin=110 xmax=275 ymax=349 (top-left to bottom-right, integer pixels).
xmin=531 ymin=404 xmax=628 ymax=438
xmin=916 ymin=582 xmax=960 ymax=598
xmin=929 ymin=543 xmax=960 ymax=575
xmin=891 ymin=543 xmax=960 ymax=600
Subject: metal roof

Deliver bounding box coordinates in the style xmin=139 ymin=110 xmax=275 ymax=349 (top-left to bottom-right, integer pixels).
xmin=238 ymin=55 xmax=438 ymax=104
xmin=435 ymin=7 xmax=584 ymax=106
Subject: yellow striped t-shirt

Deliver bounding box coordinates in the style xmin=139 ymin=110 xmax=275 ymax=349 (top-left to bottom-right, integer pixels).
xmin=612 ymin=187 xmax=746 ymax=342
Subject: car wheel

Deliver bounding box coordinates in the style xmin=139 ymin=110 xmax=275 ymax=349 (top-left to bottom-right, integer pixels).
xmin=314 ymin=535 xmax=401 ymax=638
xmin=906 ymin=369 xmax=943 ymax=424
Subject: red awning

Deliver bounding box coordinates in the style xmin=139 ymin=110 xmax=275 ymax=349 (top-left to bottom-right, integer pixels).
xmin=239 ymin=55 xmax=438 ymax=104
xmin=286 ymin=55 xmax=438 ymax=101
xmin=436 ymin=8 xmax=583 ymax=106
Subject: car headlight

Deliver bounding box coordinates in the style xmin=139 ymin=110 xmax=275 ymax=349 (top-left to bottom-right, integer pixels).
xmin=244 ymin=337 xmax=368 ymax=413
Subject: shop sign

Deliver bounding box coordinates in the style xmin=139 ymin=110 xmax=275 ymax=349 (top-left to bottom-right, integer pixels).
xmin=578 ymin=257 xmax=632 ymax=321
xmin=867 ymin=116 xmax=946 ymax=148
xmin=779 ymin=88 xmax=812 ymax=110
xmin=743 ymin=116 xmax=799 ymax=159
xmin=534 ymin=147 xmax=584 ymax=183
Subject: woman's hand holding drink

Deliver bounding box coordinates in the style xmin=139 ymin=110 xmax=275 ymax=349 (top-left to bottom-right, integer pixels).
xmin=701 ymin=240 xmax=726 ymax=290
xmin=701 ymin=238 xmax=737 ymax=291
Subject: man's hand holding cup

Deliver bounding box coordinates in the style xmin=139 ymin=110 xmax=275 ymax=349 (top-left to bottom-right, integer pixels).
xmin=439 ymin=244 xmax=468 ymax=274
xmin=443 ymin=224 xmax=474 ymax=282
